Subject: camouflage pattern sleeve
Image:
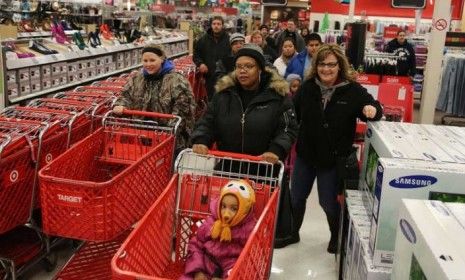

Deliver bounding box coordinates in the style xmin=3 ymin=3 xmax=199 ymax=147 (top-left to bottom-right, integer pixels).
xmin=113 ymin=75 xmax=138 ymax=108
xmin=166 ymin=73 xmax=196 ymax=149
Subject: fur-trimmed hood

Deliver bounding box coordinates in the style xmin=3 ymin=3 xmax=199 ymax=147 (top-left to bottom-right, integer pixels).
xmin=215 ymin=67 xmax=289 ymax=96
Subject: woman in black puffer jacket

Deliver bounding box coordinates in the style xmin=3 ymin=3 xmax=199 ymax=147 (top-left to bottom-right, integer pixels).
xmin=191 ymin=44 xmax=298 ymax=164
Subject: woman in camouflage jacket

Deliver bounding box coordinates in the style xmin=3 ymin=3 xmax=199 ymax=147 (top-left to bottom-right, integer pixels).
xmin=113 ymin=44 xmax=196 ymax=151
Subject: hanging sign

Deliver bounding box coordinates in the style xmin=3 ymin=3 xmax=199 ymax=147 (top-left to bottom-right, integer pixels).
xmin=150 ymin=4 xmax=176 ymax=14
xmin=212 ymin=7 xmax=238 ymax=15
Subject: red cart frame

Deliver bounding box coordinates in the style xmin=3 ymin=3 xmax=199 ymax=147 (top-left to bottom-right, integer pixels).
xmin=39 ymin=110 xmax=181 ymax=241
xmin=111 ymin=149 xmax=283 ymax=279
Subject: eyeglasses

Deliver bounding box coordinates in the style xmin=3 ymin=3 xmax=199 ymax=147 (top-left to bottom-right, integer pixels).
xmin=317 ymin=62 xmax=338 ymax=69
xmin=235 ymin=64 xmax=256 ymax=71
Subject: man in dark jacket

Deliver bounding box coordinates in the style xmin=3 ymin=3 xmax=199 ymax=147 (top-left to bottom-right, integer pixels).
xmin=385 ymin=30 xmax=416 ymax=77
xmin=193 ymin=16 xmax=231 ymax=99
xmin=285 ymin=32 xmax=322 ymax=79
xmin=276 ymin=20 xmax=306 ymax=53
xmin=260 ymin=24 xmax=277 ymax=53
xmin=215 ymin=32 xmax=245 ymax=81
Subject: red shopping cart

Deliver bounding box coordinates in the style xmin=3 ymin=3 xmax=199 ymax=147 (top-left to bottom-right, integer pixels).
xmin=0 ymin=121 xmax=44 ymax=234
xmin=73 ymin=86 xmax=123 ymax=96
xmin=39 ymin=110 xmax=181 ymax=241
xmin=112 ymin=149 xmax=283 ymax=280
xmin=92 ymin=81 xmax=128 ymax=87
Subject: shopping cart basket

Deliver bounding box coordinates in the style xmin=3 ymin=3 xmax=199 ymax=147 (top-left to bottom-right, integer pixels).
xmin=0 ymin=121 xmax=45 ymax=234
xmin=53 ymin=231 xmax=130 ymax=280
xmin=73 ymin=86 xmax=123 ymax=96
xmin=92 ymin=81 xmax=128 ymax=87
xmin=39 ymin=110 xmax=181 ymax=241
xmin=111 ymin=149 xmax=283 ymax=280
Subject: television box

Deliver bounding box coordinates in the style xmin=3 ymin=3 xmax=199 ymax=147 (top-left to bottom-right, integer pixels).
xmin=370 ymin=158 xmax=465 ymax=267
xmin=360 ymin=122 xmax=458 ymax=203
xmin=417 ymin=124 xmax=465 ymax=163
xmin=391 ymin=199 xmax=465 ymax=279
xmin=445 ymin=203 xmax=465 ymax=228
xmin=358 ymin=240 xmax=391 ymax=280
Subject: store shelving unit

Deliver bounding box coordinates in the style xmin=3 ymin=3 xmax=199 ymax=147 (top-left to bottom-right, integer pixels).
xmin=0 ymin=34 xmax=189 ymax=109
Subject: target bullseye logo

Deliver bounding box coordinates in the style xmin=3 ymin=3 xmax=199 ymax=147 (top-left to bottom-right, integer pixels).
xmin=10 ymin=170 xmax=19 ymax=182
xmin=45 ymin=153 xmax=53 ymax=163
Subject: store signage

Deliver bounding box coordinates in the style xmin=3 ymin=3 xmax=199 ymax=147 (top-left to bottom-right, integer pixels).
xmin=212 ymin=7 xmax=238 ymax=15
xmin=384 ymin=26 xmax=399 ymax=40
xmin=150 ymin=4 xmax=176 ymax=14
xmin=445 ymin=32 xmax=465 ymax=47
xmin=432 ymin=18 xmax=448 ymax=31
xmin=381 ymin=75 xmax=411 ymax=85
xmin=261 ymin=0 xmax=288 ymax=6
xmin=392 ymin=0 xmax=426 ymax=8
xmin=356 ymin=74 xmax=380 ymax=84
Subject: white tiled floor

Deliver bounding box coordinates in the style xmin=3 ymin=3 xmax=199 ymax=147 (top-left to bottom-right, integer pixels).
xmin=21 ymin=187 xmax=337 ymax=280
xmin=270 ymin=188 xmax=338 ymax=280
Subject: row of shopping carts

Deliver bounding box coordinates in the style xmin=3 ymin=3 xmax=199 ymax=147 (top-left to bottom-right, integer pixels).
xmin=0 ymin=70 xmax=135 ymax=279
xmin=2 ymin=55 xmax=281 ymax=280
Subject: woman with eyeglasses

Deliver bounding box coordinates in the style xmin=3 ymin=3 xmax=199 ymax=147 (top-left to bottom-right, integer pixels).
xmin=191 ymin=43 xmax=298 ymax=248
xmin=191 ymin=43 xmax=298 ymax=165
xmin=287 ymin=44 xmax=382 ymax=251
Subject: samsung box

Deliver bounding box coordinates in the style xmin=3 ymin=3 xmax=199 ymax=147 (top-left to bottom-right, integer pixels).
xmin=391 ymin=199 xmax=465 ymax=279
xmin=370 ymin=158 xmax=465 ymax=267
xmin=361 ymin=122 xmax=458 ymax=200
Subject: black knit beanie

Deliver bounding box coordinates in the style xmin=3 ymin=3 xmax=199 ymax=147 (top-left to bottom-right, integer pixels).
xmin=234 ymin=43 xmax=266 ymax=70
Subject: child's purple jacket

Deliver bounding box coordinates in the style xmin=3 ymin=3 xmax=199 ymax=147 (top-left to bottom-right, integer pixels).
xmin=180 ymin=198 xmax=257 ymax=279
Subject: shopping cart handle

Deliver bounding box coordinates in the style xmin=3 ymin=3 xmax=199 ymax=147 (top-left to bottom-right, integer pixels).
xmin=122 ymin=109 xmax=177 ymax=120
xmin=207 ymin=150 xmax=264 ymax=162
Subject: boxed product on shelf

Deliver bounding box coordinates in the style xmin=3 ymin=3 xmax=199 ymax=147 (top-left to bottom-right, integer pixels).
xmin=6 ymin=70 xmax=17 ymax=84
xmin=41 ymin=65 xmax=51 ymax=77
xmin=358 ymin=244 xmax=391 ymax=280
xmin=116 ymin=60 xmax=125 ymax=70
xmin=77 ymin=71 xmax=88 ymax=81
xmin=51 ymin=76 xmax=61 ymax=88
xmin=19 ymin=80 xmax=31 ymax=96
xmin=29 ymin=66 xmax=41 ymax=80
xmin=86 ymin=68 xmax=97 ymax=79
xmin=30 ymin=79 xmax=41 ymax=92
xmin=116 ymin=52 xmax=125 ymax=62
xmin=96 ymin=66 xmax=105 ymax=76
xmin=68 ymin=70 xmax=79 ymax=83
xmin=95 ymin=57 xmax=105 ymax=67
xmin=51 ymin=62 xmax=67 ymax=76
xmin=68 ymin=62 xmax=78 ymax=73
xmin=58 ymin=75 xmax=68 ymax=86
xmin=78 ymin=60 xmax=87 ymax=71
xmin=391 ymin=200 xmax=465 ymax=279
xmin=370 ymin=157 xmax=465 ymax=268
xmin=42 ymin=78 xmax=52 ymax=90
xmin=109 ymin=62 xmax=116 ymax=72
xmin=7 ymin=83 xmax=19 ymax=98
xmin=18 ymin=68 xmax=30 ymax=82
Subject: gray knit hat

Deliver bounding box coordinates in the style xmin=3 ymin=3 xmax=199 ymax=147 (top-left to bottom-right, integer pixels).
xmin=286 ymin=73 xmax=302 ymax=83
xmin=229 ymin=33 xmax=245 ymax=44
xmin=234 ymin=43 xmax=266 ymax=70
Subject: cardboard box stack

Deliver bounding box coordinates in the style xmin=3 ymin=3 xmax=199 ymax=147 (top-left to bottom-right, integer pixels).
xmin=356 ymin=121 xmax=465 ymax=274
xmin=392 ymin=200 xmax=465 ymax=280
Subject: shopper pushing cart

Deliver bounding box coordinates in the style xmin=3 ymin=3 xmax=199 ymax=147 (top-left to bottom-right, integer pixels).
xmin=112 ymin=149 xmax=283 ymax=279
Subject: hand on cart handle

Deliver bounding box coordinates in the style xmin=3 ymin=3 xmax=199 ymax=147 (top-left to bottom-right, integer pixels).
xmin=113 ymin=106 xmax=124 ymax=115
xmin=122 ymin=109 xmax=178 ymax=119
xmin=192 ymin=144 xmax=209 ymax=155
xmin=260 ymin=152 xmax=279 ymax=164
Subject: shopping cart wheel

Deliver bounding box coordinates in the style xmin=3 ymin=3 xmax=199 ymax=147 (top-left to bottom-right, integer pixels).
xmin=41 ymin=252 xmax=57 ymax=272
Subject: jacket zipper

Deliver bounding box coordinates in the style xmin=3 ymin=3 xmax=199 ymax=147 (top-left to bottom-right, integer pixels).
xmin=235 ymin=94 xmax=246 ymax=153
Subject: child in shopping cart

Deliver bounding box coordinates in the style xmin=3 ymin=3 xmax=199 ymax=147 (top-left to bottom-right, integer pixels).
xmin=181 ymin=180 xmax=257 ymax=280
